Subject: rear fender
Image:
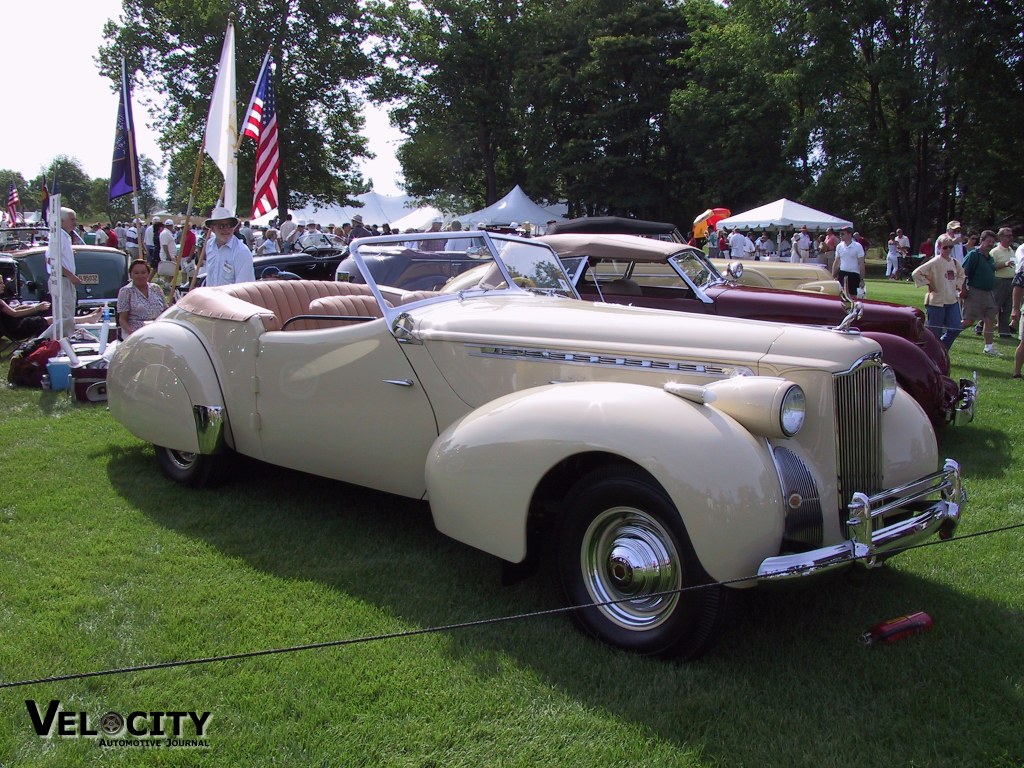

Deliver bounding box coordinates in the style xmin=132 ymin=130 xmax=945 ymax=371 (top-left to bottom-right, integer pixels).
xmin=426 ymin=381 xmax=784 ymax=583
xmin=108 ymin=322 xmax=229 ymax=454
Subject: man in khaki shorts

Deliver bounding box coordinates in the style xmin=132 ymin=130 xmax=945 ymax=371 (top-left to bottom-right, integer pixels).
xmin=961 ymin=230 xmax=1001 ymax=356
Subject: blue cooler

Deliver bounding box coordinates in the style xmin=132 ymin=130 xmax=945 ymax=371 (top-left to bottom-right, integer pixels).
xmin=46 ymin=357 xmax=73 ymax=391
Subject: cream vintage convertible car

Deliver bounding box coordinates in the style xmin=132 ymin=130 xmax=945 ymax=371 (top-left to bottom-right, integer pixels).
xmin=108 ymin=232 xmax=964 ymax=658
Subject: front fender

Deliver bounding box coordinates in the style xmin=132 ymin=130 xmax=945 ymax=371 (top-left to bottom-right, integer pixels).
xmin=108 ymin=322 xmax=229 ymax=454
xmin=426 ymin=382 xmax=785 ymax=583
xmin=863 ymin=331 xmax=947 ymax=423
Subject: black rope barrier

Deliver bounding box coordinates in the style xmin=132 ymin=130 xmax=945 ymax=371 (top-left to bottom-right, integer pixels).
xmin=1 ymin=520 xmax=1021 ymax=690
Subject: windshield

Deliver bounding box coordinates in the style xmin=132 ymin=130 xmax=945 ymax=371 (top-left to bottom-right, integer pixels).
xmin=669 ymin=249 xmax=721 ymax=291
xmin=350 ymin=232 xmax=578 ymax=300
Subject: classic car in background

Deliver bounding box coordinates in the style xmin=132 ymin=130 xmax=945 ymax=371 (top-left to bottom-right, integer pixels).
xmin=109 ymin=231 xmax=964 ymax=658
xmin=549 ymin=215 xmax=844 ymax=293
xmin=539 ymin=233 xmax=975 ymax=427
xmin=13 ymin=245 xmax=128 ymax=312
xmin=193 ymin=248 xmax=349 ymax=287
xmin=710 ymin=257 xmax=843 ymax=294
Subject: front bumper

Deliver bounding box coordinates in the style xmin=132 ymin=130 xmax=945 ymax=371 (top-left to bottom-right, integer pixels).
xmin=952 ymin=373 xmax=978 ymax=426
xmin=758 ymin=459 xmax=964 ymax=581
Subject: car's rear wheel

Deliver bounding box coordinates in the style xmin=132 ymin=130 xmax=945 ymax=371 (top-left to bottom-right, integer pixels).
xmin=155 ymin=445 xmax=222 ymax=488
xmin=557 ymin=465 xmax=730 ymax=658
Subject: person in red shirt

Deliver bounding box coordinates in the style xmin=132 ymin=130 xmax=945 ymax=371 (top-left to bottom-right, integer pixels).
xmin=104 ymin=224 xmax=119 ymax=249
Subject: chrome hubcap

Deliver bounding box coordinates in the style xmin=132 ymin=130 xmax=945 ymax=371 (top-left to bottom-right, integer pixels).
xmin=167 ymin=449 xmax=198 ymax=471
xmin=582 ymin=507 xmax=681 ymax=630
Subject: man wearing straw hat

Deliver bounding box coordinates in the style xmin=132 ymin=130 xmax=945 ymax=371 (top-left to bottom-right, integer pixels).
xmin=203 ymin=207 xmax=254 ymax=287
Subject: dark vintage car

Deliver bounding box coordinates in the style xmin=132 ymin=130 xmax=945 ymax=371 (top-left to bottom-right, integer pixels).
xmin=13 ymin=245 xmax=129 ymax=312
xmin=334 ymin=244 xmax=483 ymax=290
xmin=537 ymin=233 xmax=975 ymax=427
xmin=193 ymin=247 xmax=349 ymax=287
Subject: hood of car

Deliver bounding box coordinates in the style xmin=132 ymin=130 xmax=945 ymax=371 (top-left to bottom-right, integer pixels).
xmin=410 ymin=293 xmax=879 ymax=383
xmin=709 ymin=282 xmax=925 ymax=338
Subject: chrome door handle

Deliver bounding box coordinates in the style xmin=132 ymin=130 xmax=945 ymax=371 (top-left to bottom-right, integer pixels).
xmin=383 ymin=379 xmax=414 ymax=387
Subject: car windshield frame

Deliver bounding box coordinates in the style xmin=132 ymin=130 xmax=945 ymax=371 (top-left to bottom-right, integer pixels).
xmin=559 ymin=244 xmax=723 ymax=304
xmin=350 ymin=231 xmax=579 ymax=323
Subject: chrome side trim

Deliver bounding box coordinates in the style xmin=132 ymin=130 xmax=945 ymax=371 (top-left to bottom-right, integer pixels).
xmin=758 ymin=459 xmax=964 ymax=581
xmin=466 ymin=344 xmax=738 ymax=378
xmin=193 ymin=405 xmax=226 ymax=454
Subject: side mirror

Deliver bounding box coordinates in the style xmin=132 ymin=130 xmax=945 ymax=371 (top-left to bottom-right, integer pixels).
xmin=727 ymin=261 xmax=744 ymax=281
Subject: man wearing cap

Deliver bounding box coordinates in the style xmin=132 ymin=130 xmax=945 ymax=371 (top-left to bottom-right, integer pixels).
xmin=203 ymin=208 xmax=254 ymax=287
xmin=299 ymin=221 xmax=331 ymax=249
xmin=349 ymin=214 xmax=372 ymax=242
xmin=935 ymin=221 xmax=965 ymax=266
xmin=158 ymin=218 xmax=177 ymax=269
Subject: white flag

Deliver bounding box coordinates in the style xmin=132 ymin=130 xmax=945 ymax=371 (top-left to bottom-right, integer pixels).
xmin=204 ymin=20 xmax=237 ymax=214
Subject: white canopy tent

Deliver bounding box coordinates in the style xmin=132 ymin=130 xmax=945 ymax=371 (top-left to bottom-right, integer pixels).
xmin=251 ymin=191 xmax=423 ymax=228
xmin=455 ymin=185 xmax=565 ymax=231
xmin=716 ymin=198 xmax=852 ymax=233
xmin=390 ymin=205 xmax=443 ymax=232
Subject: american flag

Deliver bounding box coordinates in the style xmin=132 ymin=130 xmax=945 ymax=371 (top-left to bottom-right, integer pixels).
xmin=244 ymin=54 xmax=279 ymax=218
xmin=7 ymin=181 xmax=20 ymax=224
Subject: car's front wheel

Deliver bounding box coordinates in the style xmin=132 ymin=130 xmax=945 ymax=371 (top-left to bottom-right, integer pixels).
xmin=155 ymin=445 xmax=222 ymax=488
xmin=557 ymin=466 xmax=730 ymax=658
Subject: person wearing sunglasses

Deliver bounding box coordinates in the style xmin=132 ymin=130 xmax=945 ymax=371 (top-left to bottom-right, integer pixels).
xmin=912 ymin=233 xmax=966 ymax=349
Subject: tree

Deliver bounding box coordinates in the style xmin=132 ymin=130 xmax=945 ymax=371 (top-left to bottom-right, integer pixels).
xmin=98 ymin=0 xmax=377 ymax=218
xmin=0 ymin=170 xmax=32 ymax=220
xmin=88 ymin=156 xmax=163 ymax=221
xmin=30 ymin=157 xmax=93 ymax=215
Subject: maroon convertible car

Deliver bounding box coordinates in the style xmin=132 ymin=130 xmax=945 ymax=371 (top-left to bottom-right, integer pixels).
xmin=540 ymin=232 xmax=975 ymax=427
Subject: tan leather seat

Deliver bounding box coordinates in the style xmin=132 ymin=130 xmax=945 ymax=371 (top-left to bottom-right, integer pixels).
xmin=179 ymin=280 xmax=379 ymax=331
xmin=298 ymin=294 xmax=384 ymax=330
xmin=397 ymin=290 xmax=445 ymax=305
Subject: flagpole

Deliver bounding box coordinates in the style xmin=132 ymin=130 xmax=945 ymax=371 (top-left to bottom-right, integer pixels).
xmin=122 ymin=58 xmax=142 ymax=231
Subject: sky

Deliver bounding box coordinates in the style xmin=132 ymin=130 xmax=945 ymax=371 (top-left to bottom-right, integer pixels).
xmin=0 ymin=0 xmax=406 ymax=204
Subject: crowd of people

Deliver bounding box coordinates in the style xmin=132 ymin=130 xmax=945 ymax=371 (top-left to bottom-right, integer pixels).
xmin=7 ymin=207 xmax=1024 ymax=382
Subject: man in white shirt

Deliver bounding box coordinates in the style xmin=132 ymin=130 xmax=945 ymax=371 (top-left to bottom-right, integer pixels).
xmin=143 ymin=215 xmax=161 ymax=265
xmin=299 ymin=221 xmax=331 ymax=249
xmin=279 ymin=214 xmax=298 ymax=253
xmin=46 ymin=207 xmax=83 ymax=337
xmin=795 ymin=226 xmax=812 ymax=263
xmin=935 ymin=220 xmax=965 ymax=266
xmin=203 ymin=208 xmax=254 ymax=287
xmin=833 ymin=225 xmax=866 ymax=296
xmin=159 ymin=219 xmax=177 ymax=279
xmin=727 ymin=229 xmax=746 ymax=260
xmin=895 ymin=228 xmax=910 ymax=254
xmin=755 ymin=233 xmax=776 ymax=261
xmin=743 ymin=232 xmax=755 ymax=260
xmin=93 ymin=223 xmax=108 ymax=246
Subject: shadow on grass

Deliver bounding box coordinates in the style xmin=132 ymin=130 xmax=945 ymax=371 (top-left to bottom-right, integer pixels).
xmin=108 ymin=445 xmax=1024 ymax=767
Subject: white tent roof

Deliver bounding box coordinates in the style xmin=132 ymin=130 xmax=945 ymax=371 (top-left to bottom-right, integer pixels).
xmin=390 ymin=205 xmax=443 ymax=232
xmin=456 ymin=185 xmax=565 ymax=228
xmin=251 ymin=191 xmax=418 ymax=227
xmin=716 ymin=198 xmax=852 ymax=233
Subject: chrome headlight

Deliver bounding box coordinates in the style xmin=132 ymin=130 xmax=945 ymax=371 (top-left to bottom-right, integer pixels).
xmin=880 ymin=365 xmax=897 ymax=410
xmin=780 ymin=385 xmax=806 ymax=436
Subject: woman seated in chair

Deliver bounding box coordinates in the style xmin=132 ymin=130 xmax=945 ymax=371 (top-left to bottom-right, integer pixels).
xmin=1 ymin=280 xmax=102 ymax=341
xmin=117 ymin=259 xmax=168 ymax=338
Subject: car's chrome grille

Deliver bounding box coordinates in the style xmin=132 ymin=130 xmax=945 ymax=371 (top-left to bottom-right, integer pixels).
xmin=834 ymin=356 xmax=883 ymax=531
xmin=467 ymin=344 xmax=738 ymax=377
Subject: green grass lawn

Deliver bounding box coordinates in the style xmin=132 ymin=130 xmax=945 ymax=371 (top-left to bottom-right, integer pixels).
xmin=1 ymin=284 xmax=1022 ymax=767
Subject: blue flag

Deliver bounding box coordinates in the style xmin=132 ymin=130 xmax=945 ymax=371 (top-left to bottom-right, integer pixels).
xmin=109 ymin=58 xmax=141 ymax=201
